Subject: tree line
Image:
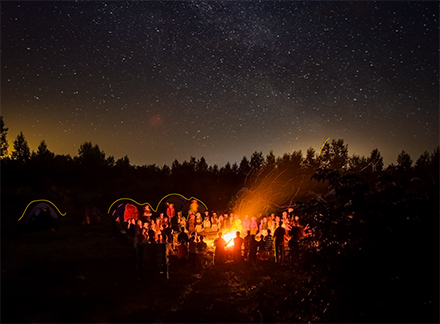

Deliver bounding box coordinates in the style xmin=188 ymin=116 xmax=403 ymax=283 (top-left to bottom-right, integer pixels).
xmin=1 ymin=116 xmax=438 ymax=214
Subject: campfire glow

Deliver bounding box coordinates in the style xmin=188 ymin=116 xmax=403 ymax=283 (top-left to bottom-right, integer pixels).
xmin=205 ymin=231 xmax=236 ymax=249
xmin=222 ymin=232 xmax=236 ymax=247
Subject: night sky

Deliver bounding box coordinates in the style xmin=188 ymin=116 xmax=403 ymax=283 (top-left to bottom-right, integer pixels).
xmin=2 ymin=1 xmax=438 ymax=167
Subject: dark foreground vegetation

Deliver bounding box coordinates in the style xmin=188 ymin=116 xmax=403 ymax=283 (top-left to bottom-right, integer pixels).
xmin=1 ymin=116 xmax=439 ymax=323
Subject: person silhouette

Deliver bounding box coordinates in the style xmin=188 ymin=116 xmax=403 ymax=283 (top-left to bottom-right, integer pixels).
xmin=213 ymin=232 xmax=227 ymax=265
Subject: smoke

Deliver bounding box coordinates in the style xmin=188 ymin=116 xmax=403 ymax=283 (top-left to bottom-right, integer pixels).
xmin=231 ymin=167 xmax=305 ymax=217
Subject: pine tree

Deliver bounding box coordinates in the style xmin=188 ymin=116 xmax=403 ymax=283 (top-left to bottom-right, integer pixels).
xmin=11 ymin=132 xmax=31 ymax=164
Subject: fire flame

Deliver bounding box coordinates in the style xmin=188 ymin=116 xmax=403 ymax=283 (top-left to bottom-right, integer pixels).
xmin=222 ymin=232 xmax=236 ymax=247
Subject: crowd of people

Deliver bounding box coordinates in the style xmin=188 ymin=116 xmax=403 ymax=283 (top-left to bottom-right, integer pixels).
xmin=112 ymin=202 xmax=312 ymax=269
xmin=212 ymin=211 xmax=312 ymax=266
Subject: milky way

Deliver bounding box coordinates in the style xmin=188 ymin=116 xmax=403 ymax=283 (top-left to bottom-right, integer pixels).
xmin=2 ymin=1 xmax=438 ymax=167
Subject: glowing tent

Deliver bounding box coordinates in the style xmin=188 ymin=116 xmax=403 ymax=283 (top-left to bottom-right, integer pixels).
xmin=112 ymin=203 xmax=140 ymax=222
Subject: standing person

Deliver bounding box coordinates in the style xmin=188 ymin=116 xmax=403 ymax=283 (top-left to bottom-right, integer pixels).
xmin=223 ymin=214 xmax=229 ymax=230
xmin=162 ymin=222 xmax=174 ymax=255
xmin=195 ymin=212 xmax=203 ymax=233
xmin=143 ymin=205 xmax=153 ymax=223
xmin=264 ymin=229 xmax=274 ymax=252
xmin=213 ymin=232 xmax=227 ymax=265
xmin=177 ymin=227 xmax=189 ymax=245
xmin=179 ymin=215 xmax=187 ymax=231
xmin=218 ymin=214 xmax=224 ymax=232
xmin=243 ymin=230 xmax=251 ymax=262
xmin=177 ymin=227 xmax=189 ymax=259
xmin=275 ymin=215 xmax=281 ymax=229
xmin=197 ymin=235 xmax=208 ymax=268
xmin=188 ymin=212 xmax=196 ymax=234
xmin=204 ymin=210 xmax=211 ymax=222
xmin=166 ymin=203 xmax=175 ymax=219
xmin=264 ymin=229 xmax=274 ymax=260
xmin=211 ymin=213 xmax=218 ymax=232
xmin=250 ymin=216 xmax=259 ymax=235
xmin=274 ymin=221 xmax=286 ymax=265
xmin=242 ymin=215 xmax=250 ymax=233
xmin=171 ymin=211 xmax=180 ymax=232
xmin=189 ymin=200 xmax=199 ymax=214
xmin=148 ymin=221 xmax=157 ymax=244
xmin=188 ymin=236 xmax=198 ymax=269
xmin=203 ymin=214 xmax=211 ymax=232
xmin=288 ymin=220 xmax=310 ymax=267
xmin=158 ymin=213 xmax=165 ymax=227
xmin=233 ymin=214 xmax=242 ymax=233
xmin=249 ymin=234 xmax=258 ymax=264
xmin=259 ymin=216 xmax=269 ymax=237
xmin=267 ymin=215 xmax=275 ymax=235
xmin=233 ymin=231 xmax=244 ymax=263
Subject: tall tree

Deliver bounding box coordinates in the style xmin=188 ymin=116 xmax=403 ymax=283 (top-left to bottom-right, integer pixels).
xmin=304 ymin=147 xmax=319 ymax=171
xmin=265 ymin=150 xmax=276 ymax=168
xmin=0 ymin=116 xmax=8 ymax=158
xmin=329 ymin=139 xmax=349 ymax=170
xmin=33 ymin=140 xmax=55 ymax=160
xmin=196 ymin=156 xmax=209 ymax=173
xmin=250 ymin=151 xmax=264 ymax=172
xmin=415 ymin=151 xmax=430 ymax=170
xmin=77 ymin=141 xmax=107 ymax=166
xmin=369 ymin=148 xmax=384 ymax=172
xmin=238 ymin=155 xmax=251 ymax=177
xmin=348 ymin=154 xmax=369 ymax=171
xmin=11 ymin=132 xmax=31 ymax=164
xmin=290 ymin=150 xmax=303 ymax=170
xmin=396 ymin=150 xmax=413 ymax=172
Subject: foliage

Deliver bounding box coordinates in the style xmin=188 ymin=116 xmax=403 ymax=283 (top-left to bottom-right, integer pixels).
xmin=11 ymin=131 xmax=31 ymax=164
xmin=293 ymin=153 xmax=439 ymax=322
xmin=0 ymin=116 xmax=9 ymax=158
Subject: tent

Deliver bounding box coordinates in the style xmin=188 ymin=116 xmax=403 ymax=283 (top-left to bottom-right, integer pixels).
xmin=26 ymin=202 xmax=59 ymax=230
xmin=112 ymin=203 xmax=140 ymax=222
xmin=28 ymin=202 xmax=59 ymax=220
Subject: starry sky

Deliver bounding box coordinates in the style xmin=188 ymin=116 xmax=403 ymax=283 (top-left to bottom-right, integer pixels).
xmin=2 ymin=1 xmax=438 ymax=167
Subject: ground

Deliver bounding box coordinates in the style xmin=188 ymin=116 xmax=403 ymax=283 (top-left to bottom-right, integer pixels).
xmin=2 ymin=217 xmax=314 ymax=323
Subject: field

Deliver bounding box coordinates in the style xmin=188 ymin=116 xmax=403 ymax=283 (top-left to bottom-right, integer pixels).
xmin=2 ymin=214 xmax=438 ymax=323
xmin=2 ymin=218 xmax=315 ymax=323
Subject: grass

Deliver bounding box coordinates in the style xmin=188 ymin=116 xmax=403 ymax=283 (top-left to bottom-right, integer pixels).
xmin=2 ymin=217 xmax=314 ymax=323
